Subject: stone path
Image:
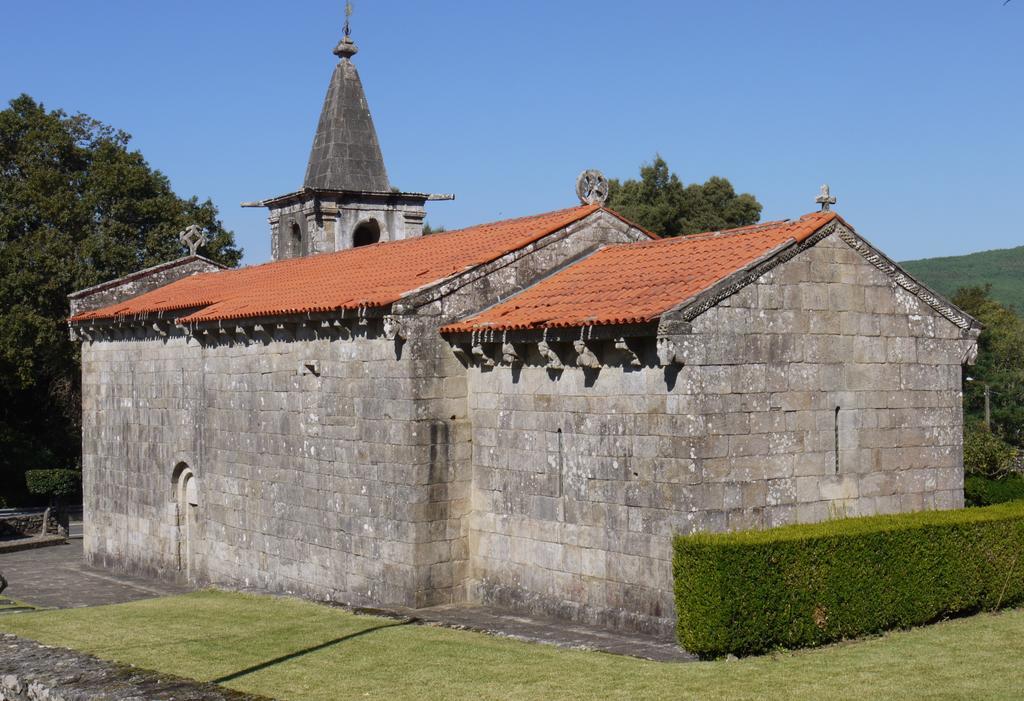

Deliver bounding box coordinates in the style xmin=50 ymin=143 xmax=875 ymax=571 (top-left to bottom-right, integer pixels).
xmin=384 ymin=603 xmax=693 ymax=662
xmin=0 ymin=539 xmax=192 ymax=610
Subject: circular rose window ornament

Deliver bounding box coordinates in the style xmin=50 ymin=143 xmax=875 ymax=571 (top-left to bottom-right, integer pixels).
xmin=576 ymin=169 xmax=609 ymax=206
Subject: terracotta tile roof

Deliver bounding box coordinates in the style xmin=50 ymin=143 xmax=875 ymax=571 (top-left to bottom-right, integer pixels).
xmin=71 ymin=204 xmax=625 ymax=324
xmin=441 ymin=211 xmax=839 ymax=333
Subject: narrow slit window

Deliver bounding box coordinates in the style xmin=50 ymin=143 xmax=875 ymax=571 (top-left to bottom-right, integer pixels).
xmin=290 ymin=222 xmax=302 ymax=256
xmin=834 ymin=406 xmax=841 ymax=474
xmin=556 ymin=428 xmax=564 ymax=498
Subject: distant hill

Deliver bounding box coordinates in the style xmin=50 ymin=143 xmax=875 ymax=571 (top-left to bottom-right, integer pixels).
xmin=901 ymin=245 xmax=1024 ymax=314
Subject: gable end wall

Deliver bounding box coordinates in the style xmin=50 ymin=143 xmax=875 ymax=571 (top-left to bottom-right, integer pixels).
xmin=464 ymin=230 xmax=973 ymax=636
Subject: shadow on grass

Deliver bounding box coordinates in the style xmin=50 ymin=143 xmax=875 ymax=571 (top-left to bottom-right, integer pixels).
xmin=212 ymin=620 xmax=415 ymax=683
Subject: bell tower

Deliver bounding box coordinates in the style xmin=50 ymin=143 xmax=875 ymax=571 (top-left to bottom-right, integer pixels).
xmin=245 ymin=4 xmax=452 ymax=260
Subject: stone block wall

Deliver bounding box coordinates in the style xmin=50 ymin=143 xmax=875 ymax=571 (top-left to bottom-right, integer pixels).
xmin=0 ymin=511 xmax=67 ymax=538
xmin=82 ymin=323 xmax=457 ymax=606
xmin=80 ymin=213 xmax=647 ymax=609
xmin=464 ymin=233 xmax=974 ymax=636
xmin=393 ymin=211 xmax=650 ymax=603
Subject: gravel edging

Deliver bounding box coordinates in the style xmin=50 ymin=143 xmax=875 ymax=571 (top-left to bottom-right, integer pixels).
xmin=0 ymin=634 xmax=275 ymax=701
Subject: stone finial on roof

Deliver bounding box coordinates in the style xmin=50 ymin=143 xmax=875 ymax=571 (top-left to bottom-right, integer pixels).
xmin=816 ymin=184 xmax=837 ymax=212
xmin=576 ymin=170 xmax=609 ymax=205
xmin=333 ymin=37 xmax=359 ymax=60
xmin=178 ymin=225 xmax=209 ymax=256
xmin=334 ymin=2 xmax=358 ymax=60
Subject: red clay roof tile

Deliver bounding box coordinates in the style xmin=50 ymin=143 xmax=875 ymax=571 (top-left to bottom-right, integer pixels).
xmin=441 ymin=211 xmax=838 ymax=333
xmin=71 ymin=204 xmax=617 ymax=324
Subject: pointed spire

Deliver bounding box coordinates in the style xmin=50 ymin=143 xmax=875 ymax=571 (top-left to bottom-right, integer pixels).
xmin=304 ymin=3 xmax=389 ymax=192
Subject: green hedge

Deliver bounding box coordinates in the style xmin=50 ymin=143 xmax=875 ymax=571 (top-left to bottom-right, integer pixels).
xmin=673 ymin=502 xmax=1024 ymax=658
xmin=965 ymin=475 xmax=1024 ymax=507
xmin=24 ymin=469 xmax=81 ymax=499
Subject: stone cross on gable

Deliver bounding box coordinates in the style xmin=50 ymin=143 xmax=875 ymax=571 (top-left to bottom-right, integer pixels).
xmin=178 ymin=225 xmax=209 ymax=256
xmin=816 ymin=184 xmax=837 ymax=212
xmin=576 ymin=170 xmax=609 ymax=205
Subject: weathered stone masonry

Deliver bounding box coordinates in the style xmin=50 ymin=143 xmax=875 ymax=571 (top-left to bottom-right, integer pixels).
xmin=75 ymin=214 xmax=978 ymax=637
xmin=462 ymin=230 xmax=974 ymax=635
xmin=78 ymin=214 xmax=647 ymax=609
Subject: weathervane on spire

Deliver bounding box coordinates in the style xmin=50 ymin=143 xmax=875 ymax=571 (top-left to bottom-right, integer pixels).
xmin=334 ymin=1 xmax=359 ymax=60
xmin=815 ymin=183 xmax=837 ymax=212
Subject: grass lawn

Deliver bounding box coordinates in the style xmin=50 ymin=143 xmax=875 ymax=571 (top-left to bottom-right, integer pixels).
xmin=1 ymin=591 xmax=1023 ymax=701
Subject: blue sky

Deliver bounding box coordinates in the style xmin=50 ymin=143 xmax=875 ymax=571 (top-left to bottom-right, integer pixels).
xmin=1 ymin=1 xmax=1021 ymax=265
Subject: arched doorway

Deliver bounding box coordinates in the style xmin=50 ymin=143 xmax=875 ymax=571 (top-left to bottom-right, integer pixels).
xmin=353 ymin=218 xmax=381 ymax=247
xmin=172 ymin=463 xmax=199 ymax=580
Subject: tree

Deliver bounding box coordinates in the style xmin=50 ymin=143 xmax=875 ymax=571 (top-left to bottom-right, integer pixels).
xmin=606 ymin=155 xmax=762 ymax=237
xmin=952 ymin=285 xmax=1024 ymax=447
xmin=0 ymin=95 xmax=242 ymax=505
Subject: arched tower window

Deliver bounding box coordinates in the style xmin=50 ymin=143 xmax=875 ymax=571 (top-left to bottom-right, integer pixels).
xmin=353 ymin=219 xmax=381 ymax=247
xmin=290 ymin=222 xmax=303 ymax=257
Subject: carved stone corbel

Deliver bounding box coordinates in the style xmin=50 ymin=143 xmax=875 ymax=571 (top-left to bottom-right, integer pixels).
xmin=573 ymin=340 xmax=601 ymax=368
xmin=501 ymin=342 xmax=522 ymax=365
xmin=538 ymin=340 xmax=564 ymax=370
xmin=656 ymin=336 xmax=684 ymax=367
xmin=472 ymin=343 xmax=496 ymax=367
xmin=274 ymin=323 xmax=296 ymax=341
xmin=450 ymin=344 xmax=471 ymax=365
xmin=383 ymin=315 xmax=403 ymax=340
xmin=330 ymin=319 xmax=352 ymax=340
xmin=614 ymin=337 xmax=643 ymax=367
xmin=961 ymin=340 xmax=979 ymax=366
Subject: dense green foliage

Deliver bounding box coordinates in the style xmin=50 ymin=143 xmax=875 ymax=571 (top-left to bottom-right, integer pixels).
xmin=24 ymin=469 xmax=81 ymax=499
xmin=952 ymin=286 xmax=1024 ymax=448
xmin=963 ymin=422 xmax=1019 ymax=478
xmin=964 ymin=474 xmax=1024 ymax=507
xmin=902 ymin=245 xmax=1024 ymax=315
xmin=0 ymin=95 xmax=242 ymax=505
xmin=606 ymin=156 xmax=762 ymax=237
xmin=673 ymin=502 xmax=1024 ymax=658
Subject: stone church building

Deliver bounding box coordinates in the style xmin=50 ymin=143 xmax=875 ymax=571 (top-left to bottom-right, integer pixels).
xmin=69 ymin=26 xmax=981 ymax=636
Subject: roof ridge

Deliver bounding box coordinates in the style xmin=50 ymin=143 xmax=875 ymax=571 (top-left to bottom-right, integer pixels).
xmin=199 ymin=204 xmax=603 ymax=278
xmin=611 ymin=212 xmax=837 ymax=250
xmin=438 ymin=203 xmax=599 ymax=235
